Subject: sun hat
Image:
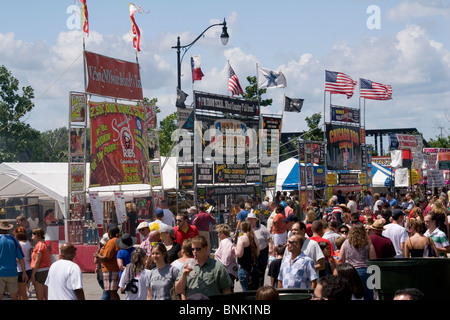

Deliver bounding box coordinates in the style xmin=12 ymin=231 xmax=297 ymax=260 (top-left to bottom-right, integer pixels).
xmin=0 ymin=221 xmax=13 ymax=231
xmin=370 ymin=219 xmax=386 ymax=231
xmin=246 ymin=212 xmax=257 ymax=219
xmin=116 ymin=233 xmax=136 ymax=250
xmin=137 ymin=221 xmax=149 ymax=230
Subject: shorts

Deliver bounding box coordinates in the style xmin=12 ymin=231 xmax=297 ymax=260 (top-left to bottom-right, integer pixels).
xmin=273 ymin=232 xmax=287 ymax=246
xmin=35 ymin=270 xmax=49 ymax=285
xmin=18 ymin=270 xmax=32 ymax=283
xmin=0 ymin=277 xmax=18 ymax=294
xmin=102 ymin=271 xmax=119 ymax=291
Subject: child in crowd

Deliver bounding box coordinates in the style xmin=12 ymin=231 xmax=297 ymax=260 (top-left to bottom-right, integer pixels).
xmin=267 ymin=244 xmax=285 ymax=288
xmin=333 ymin=236 xmax=346 ymax=264
xmin=318 ymin=241 xmax=336 ymax=277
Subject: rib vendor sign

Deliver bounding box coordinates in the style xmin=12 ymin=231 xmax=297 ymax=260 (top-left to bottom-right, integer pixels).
xmin=89 ymin=101 xmax=150 ymax=187
xmin=326 ymin=124 xmax=362 ymax=171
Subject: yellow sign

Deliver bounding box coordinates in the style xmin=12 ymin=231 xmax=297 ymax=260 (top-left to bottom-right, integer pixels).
xmin=327 ymin=173 xmax=338 ymax=185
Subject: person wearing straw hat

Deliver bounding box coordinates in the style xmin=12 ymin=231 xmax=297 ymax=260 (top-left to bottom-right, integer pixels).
xmin=0 ymin=221 xmax=27 ymax=300
xmin=368 ymin=219 xmax=396 ymax=259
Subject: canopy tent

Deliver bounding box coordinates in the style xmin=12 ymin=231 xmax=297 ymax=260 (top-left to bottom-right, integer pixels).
xmin=0 ymin=158 xmax=177 ymax=219
xmin=276 ymin=158 xmax=394 ymax=190
xmin=0 ymin=162 xmax=68 ymax=216
xmin=371 ymin=162 xmax=393 ymax=188
xmin=276 ymin=157 xmax=320 ymax=190
xmin=276 ymin=158 xmax=299 ymax=190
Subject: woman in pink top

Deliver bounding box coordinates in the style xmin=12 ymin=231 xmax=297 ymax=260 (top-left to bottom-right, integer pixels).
xmin=214 ymin=224 xmax=237 ymax=291
xmin=30 ymin=227 xmax=52 ymax=300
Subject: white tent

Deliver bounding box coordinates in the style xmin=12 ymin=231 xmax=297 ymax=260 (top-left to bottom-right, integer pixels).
xmin=0 ymin=158 xmax=177 ymax=218
xmin=0 ymin=162 xmax=68 ymax=216
xmin=276 ymin=158 xmax=320 ymax=191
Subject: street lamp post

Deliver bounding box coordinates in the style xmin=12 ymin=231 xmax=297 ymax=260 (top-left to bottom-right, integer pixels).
xmin=172 ymin=18 xmax=229 ymax=91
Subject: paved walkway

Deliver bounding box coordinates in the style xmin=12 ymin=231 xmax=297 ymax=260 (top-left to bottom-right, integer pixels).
xmin=24 ymin=268 xmax=271 ymax=300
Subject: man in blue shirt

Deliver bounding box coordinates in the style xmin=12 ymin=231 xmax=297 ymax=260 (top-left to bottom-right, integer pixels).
xmin=386 ymin=193 xmax=398 ymax=209
xmin=0 ymin=221 xmax=27 ymax=300
xmin=277 ymin=235 xmax=318 ymax=289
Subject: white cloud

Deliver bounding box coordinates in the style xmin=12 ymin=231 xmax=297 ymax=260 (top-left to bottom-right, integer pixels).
xmin=1 ymin=8 xmax=450 ymax=143
xmin=388 ymin=0 xmax=450 ymax=22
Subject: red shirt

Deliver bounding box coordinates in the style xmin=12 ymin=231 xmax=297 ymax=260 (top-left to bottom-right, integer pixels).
xmin=192 ymin=212 xmax=216 ymax=231
xmin=31 ymin=241 xmax=51 ymax=270
xmin=174 ymin=224 xmax=199 ymax=245
xmin=309 ymin=236 xmax=335 ymax=258
xmin=272 ymin=213 xmax=287 ymax=234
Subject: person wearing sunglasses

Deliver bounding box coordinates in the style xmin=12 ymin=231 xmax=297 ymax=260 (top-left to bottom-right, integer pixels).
xmin=277 ymin=235 xmax=318 ymax=289
xmin=173 ymin=211 xmax=199 ymax=247
xmin=174 ymin=235 xmax=233 ymax=299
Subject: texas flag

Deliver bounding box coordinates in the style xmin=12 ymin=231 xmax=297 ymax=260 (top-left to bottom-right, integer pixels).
xmin=191 ymin=56 xmax=205 ymax=82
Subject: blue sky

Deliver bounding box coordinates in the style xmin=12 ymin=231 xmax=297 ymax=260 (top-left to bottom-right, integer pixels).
xmin=1 ymin=0 xmax=450 ymax=153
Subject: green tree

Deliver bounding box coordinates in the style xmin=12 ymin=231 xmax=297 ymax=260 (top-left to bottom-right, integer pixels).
xmin=0 ymin=65 xmax=37 ymax=162
xmin=158 ymin=112 xmax=178 ymax=156
xmin=39 ymin=127 xmax=70 ymax=162
xmin=428 ymin=135 xmax=450 ymax=148
xmin=278 ymin=112 xmax=324 ymax=162
xmin=302 ymin=112 xmax=324 ymax=141
xmin=242 ymin=76 xmax=272 ymax=107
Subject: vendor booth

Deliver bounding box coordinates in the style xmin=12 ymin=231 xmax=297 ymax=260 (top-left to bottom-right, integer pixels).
xmin=0 ymin=158 xmax=177 ymax=271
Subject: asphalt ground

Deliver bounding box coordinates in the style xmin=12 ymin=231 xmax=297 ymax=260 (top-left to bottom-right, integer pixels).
xmin=24 ymin=267 xmax=272 ymax=300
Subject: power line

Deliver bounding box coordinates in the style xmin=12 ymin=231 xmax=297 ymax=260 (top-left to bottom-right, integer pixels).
xmin=0 ymin=51 xmax=83 ymax=133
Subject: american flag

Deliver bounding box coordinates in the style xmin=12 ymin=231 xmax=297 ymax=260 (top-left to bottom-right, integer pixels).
xmin=325 ymin=70 xmax=357 ymax=99
xmin=360 ymin=78 xmax=392 ymax=100
xmin=228 ymin=64 xmax=244 ymax=96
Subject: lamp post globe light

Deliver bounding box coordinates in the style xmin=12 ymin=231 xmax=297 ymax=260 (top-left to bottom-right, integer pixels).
xmin=172 ymin=18 xmax=229 ymax=91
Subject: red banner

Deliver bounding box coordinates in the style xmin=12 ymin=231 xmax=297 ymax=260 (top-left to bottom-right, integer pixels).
xmin=89 ymin=101 xmax=150 ymax=187
xmin=85 ymin=51 xmax=143 ymax=100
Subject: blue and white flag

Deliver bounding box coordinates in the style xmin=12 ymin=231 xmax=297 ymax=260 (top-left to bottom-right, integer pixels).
xmin=257 ymin=66 xmax=287 ymax=89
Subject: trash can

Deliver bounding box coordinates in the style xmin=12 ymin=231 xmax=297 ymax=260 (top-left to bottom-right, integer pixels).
xmin=367 ymin=258 xmax=450 ymax=300
xmin=209 ymin=288 xmax=313 ymax=301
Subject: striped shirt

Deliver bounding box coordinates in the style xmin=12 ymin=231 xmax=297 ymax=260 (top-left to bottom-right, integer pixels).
xmin=425 ymin=228 xmax=449 ymax=257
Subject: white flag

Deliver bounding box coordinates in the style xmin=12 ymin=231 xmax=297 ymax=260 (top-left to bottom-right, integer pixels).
xmin=258 ymin=67 xmax=287 ymax=89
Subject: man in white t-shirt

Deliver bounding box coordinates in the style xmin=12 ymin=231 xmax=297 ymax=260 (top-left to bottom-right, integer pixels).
xmin=27 ymin=211 xmax=40 ymax=230
xmin=382 ymin=209 xmax=408 ymax=258
xmin=45 ymin=243 xmax=84 ymax=300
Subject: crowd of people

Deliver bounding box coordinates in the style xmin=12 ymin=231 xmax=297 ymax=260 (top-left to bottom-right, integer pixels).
xmin=1 ymin=188 xmax=449 ymax=301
